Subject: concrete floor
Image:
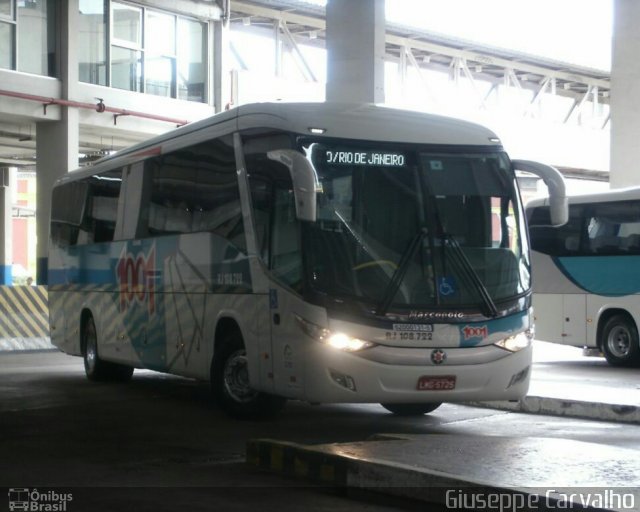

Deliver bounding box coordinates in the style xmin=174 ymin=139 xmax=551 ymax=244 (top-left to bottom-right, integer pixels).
xmin=1 ymin=345 xmax=639 ymax=511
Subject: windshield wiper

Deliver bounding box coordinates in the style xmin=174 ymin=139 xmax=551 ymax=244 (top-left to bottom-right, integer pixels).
xmin=418 ymin=164 xmax=499 ymax=319
xmin=375 ymin=227 xmax=428 ymax=316
xmin=443 ymin=233 xmax=499 ymax=318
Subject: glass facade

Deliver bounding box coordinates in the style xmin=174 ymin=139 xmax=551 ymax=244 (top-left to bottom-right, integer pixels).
xmin=78 ymin=1 xmax=208 ymax=102
xmin=17 ymin=0 xmax=55 ymax=76
xmin=178 ymin=18 xmax=206 ymax=102
xmin=79 ymin=0 xmax=107 ymax=85
xmin=111 ymin=46 xmax=142 ymax=92
xmin=146 ymin=10 xmax=174 ymax=56
xmin=2 ymin=0 xmax=208 ymax=102
xmin=112 ymin=2 xmax=141 ymax=46
xmin=145 ymin=10 xmax=176 ymax=97
xmin=0 ymin=0 xmax=55 ymax=75
xmin=2 ymin=0 xmax=55 ymax=76
xmin=0 ymin=21 xmax=13 ymax=70
xmin=0 ymin=0 xmax=12 ymax=18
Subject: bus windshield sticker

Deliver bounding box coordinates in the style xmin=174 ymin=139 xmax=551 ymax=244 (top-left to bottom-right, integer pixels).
xmin=429 ymin=160 xmax=443 ymax=171
xmin=392 ymin=324 xmax=433 ymax=332
xmin=437 ymin=276 xmax=457 ymax=297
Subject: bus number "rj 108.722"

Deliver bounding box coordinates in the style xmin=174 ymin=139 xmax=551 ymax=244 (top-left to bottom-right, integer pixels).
xmin=385 ymin=331 xmax=433 ymax=341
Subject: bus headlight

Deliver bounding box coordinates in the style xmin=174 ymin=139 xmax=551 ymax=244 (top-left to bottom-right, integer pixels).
xmin=494 ymin=330 xmax=533 ymax=352
xmin=295 ymin=315 xmax=375 ymax=352
xmin=326 ymin=333 xmax=372 ymax=352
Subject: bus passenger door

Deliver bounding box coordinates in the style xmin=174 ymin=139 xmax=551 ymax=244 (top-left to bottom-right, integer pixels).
xmin=243 ymin=146 xmax=308 ymax=398
xmin=561 ymin=294 xmax=587 ymax=346
xmin=533 ymin=294 xmax=564 ymax=344
xmin=266 ymin=186 xmax=307 ymax=399
xmin=268 ymin=284 xmax=309 ymax=400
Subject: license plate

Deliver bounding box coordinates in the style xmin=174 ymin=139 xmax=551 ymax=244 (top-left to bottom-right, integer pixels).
xmin=417 ymin=375 xmax=456 ymax=391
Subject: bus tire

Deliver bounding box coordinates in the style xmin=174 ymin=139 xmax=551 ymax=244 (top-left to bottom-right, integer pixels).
xmin=380 ymin=402 xmax=443 ymax=416
xmin=601 ymin=314 xmax=640 ymax=367
xmin=82 ymin=315 xmax=134 ymax=382
xmin=212 ymin=330 xmax=286 ymax=419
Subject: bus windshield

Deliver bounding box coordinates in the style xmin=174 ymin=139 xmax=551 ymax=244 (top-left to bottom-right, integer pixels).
xmin=301 ymin=141 xmax=530 ymax=314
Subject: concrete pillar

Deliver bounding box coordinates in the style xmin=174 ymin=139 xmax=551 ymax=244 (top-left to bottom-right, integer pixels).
xmin=325 ymin=0 xmax=385 ymax=104
xmin=0 ymin=167 xmax=16 ymax=285
xmin=214 ymin=17 xmax=237 ymax=112
xmin=610 ymin=0 xmax=640 ymax=188
xmin=35 ymin=0 xmax=79 ymax=284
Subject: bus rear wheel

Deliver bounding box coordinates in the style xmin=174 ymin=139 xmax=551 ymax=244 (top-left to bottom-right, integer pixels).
xmin=601 ymin=314 xmax=640 ymax=367
xmin=212 ymin=330 xmax=286 ymax=419
xmin=82 ymin=316 xmax=133 ymax=382
xmin=380 ymin=402 xmax=443 ymax=416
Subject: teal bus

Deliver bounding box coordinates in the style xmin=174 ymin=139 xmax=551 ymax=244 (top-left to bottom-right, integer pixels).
xmin=527 ymin=187 xmax=640 ymax=367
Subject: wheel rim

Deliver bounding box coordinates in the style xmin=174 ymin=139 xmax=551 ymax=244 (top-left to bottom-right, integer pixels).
xmin=223 ymin=350 xmax=257 ymax=404
xmin=606 ymin=325 xmax=631 ymax=358
xmin=85 ymin=322 xmax=97 ymax=373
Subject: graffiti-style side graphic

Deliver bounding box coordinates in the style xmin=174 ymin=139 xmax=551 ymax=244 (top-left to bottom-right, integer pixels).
xmin=116 ymin=244 xmax=158 ymax=316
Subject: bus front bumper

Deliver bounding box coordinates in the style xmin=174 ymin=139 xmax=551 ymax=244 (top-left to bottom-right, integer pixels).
xmin=301 ymin=343 xmax=532 ymax=404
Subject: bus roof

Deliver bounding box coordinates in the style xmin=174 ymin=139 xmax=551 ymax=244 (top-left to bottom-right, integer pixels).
xmin=59 ymin=102 xmax=503 ymax=184
xmin=526 ymin=185 xmax=640 ymax=210
xmin=234 ymin=102 xmax=501 ymax=146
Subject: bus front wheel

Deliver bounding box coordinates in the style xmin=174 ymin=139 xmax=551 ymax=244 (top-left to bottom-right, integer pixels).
xmin=82 ymin=316 xmax=133 ymax=382
xmin=601 ymin=314 xmax=640 ymax=367
xmin=211 ymin=331 xmax=286 ymax=419
xmin=380 ymin=402 xmax=442 ymax=416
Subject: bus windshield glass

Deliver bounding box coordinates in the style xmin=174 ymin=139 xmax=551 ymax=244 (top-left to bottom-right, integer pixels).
xmin=301 ymin=141 xmax=530 ymax=313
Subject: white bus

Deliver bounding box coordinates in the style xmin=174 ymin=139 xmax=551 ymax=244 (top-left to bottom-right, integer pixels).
xmin=48 ymin=102 xmax=567 ymax=418
xmin=527 ymin=188 xmax=640 ymax=367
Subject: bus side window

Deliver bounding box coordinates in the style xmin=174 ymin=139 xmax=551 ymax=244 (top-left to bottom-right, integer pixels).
xmin=242 ymin=132 xmax=300 ymax=290
xmin=529 ymin=204 xmax=585 ymax=256
xmin=141 ymin=135 xmax=246 ymax=252
xmin=587 ymin=200 xmax=640 ymax=255
xmin=51 ymin=181 xmax=89 ymax=247
xmin=51 ymin=171 xmax=122 ymax=247
xmin=248 ymin=176 xmax=272 ymax=264
xmin=271 ymin=185 xmax=303 ymax=292
xmin=81 ymin=170 xmax=123 ymax=244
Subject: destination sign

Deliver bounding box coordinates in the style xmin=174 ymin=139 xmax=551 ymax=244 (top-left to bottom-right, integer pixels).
xmin=325 ymin=150 xmax=406 ymax=167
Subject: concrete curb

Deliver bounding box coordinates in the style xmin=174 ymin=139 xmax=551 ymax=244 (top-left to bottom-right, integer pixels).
xmin=466 ymin=396 xmax=640 ymax=425
xmin=246 ymin=438 xmax=490 ymax=503
xmin=246 ymin=438 xmax=636 ymax=510
xmin=0 ymin=337 xmax=54 ymax=352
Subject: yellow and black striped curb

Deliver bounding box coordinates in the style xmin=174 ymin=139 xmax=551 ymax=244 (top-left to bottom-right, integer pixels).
xmin=0 ymin=285 xmax=49 ymax=339
xmin=247 ymin=438 xmax=639 ymax=511
xmin=246 ymin=439 xmax=348 ymax=486
xmin=245 ymin=439 xmax=503 ymax=506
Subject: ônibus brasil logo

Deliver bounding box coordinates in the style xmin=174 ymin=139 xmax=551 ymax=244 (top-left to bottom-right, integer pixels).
xmin=116 ymin=245 xmax=158 ymax=316
xmin=8 ymin=488 xmax=73 ymax=511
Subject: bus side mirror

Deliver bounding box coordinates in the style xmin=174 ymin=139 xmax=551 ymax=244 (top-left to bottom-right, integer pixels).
xmin=267 ymin=149 xmax=321 ymax=222
xmin=512 ymin=159 xmax=568 ymax=227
